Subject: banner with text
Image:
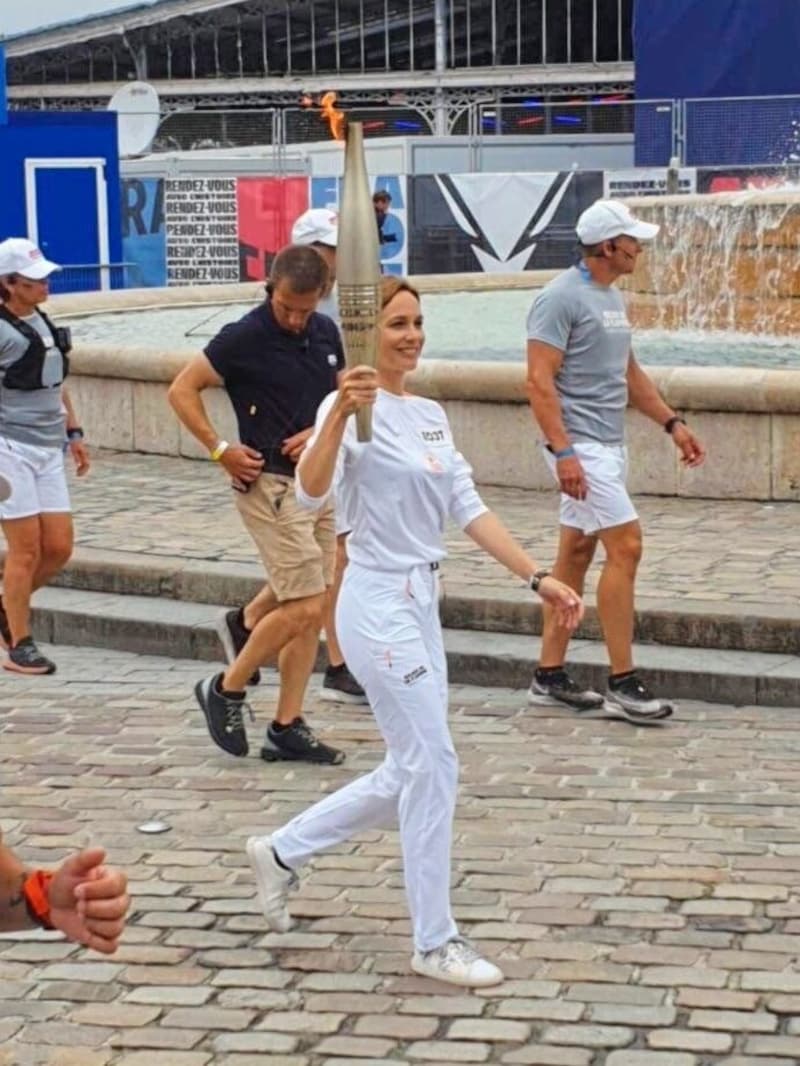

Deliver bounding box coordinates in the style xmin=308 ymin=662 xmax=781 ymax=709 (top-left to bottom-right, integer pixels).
xmin=163 ymin=177 xmax=240 ymax=284
xmin=604 ymin=168 xmax=697 ymax=199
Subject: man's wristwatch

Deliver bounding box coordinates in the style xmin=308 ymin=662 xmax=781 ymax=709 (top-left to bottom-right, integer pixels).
xmin=529 ymin=569 xmax=550 ymax=593
xmin=664 ymin=415 xmax=686 ymax=435
xmin=66 ymin=427 xmax=84 ymax=442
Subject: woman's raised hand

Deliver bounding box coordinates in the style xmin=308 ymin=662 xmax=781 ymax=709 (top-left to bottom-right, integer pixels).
xmin=336 ymin=366 xmax=379 ymax=417
xmin=537 ymin=576 xmax=585 ymax=631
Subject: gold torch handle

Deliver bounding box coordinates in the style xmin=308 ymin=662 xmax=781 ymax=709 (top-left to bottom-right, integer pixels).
xmin=338 ymin=281 xmax=380 ymax=443
xmin=337 ymin=121 xmax=382 ymax=443
xmin=355 ymin=405 xmax=372 ymax=443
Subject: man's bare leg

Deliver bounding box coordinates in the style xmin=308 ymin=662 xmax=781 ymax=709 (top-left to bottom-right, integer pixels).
xmin=538 ymin=525 xmax=597 ymax=668
xmin=275 ymin=626 xmax=323 ymax=725
xmin=222 ymin=592 xmax=326 ymax=694
xmin=595 ymin=520 xmax=642 ymax=675
xmin=242 ymin=583 xmax=278 ymax=631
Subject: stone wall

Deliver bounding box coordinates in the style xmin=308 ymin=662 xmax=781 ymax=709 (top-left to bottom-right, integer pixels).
xmin=67 ymin=345 xmax=800 ymax=501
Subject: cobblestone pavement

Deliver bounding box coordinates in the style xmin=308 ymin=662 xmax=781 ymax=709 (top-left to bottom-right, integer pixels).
xmin=2 ymin=643 xmax=800 ymax=1065
xmin=69 ymin=450 xmax=800 ymax=609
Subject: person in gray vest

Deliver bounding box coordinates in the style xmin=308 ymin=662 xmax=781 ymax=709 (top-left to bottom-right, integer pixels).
xmin=526 ymin=200 xmax=705 ymax=722
xmin=0 ymin=238 xmax=90 ymax=675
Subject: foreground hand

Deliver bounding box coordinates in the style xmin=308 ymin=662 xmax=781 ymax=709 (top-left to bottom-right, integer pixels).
xmin=220 ymin=443 xmax=264 ymax=483
xmin=69 ymin=440 xmax=90 ymax=477
xmin=537 ymin=576 xmax=584 ymax=631
xmin=672 ymin=424 xmax=706 ymax=467
xmin=281 ymin=427 xmax=313 ymax=465
xmin=48 ymin=848 xmax=130 ymax=954
xmin=336 ymin=366 xmax=378 ymax=417
xmin=556 ymin=455 xmax=587 ymax=499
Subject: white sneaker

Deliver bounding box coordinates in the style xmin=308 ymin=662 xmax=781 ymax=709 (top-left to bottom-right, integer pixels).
xmin=246 ymin=836 xmax=297 ymax=933
xmin=411 ymin=937 xmax=504 ymax=988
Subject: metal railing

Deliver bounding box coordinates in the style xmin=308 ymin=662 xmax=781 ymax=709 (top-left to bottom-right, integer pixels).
xmin=141 ymin=95 xmax=800 ymax=169
xmin=49 ymin=263 xmax=141 ymax=294
xmin=682 ymin=94 xmax=800 ymax=167
xmin=476 ymin=98 xmax=676 ymax=162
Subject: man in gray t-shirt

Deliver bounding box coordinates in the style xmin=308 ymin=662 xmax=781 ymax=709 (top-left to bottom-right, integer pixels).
xmin=525 ymin=199 xmax=705 ymax=723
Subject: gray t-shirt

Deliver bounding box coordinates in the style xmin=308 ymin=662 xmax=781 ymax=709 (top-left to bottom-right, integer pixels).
xmin=0 ymin=310 xmax=66 ymax=449
xmin=526 ymin=264 xmax=632 ymax=444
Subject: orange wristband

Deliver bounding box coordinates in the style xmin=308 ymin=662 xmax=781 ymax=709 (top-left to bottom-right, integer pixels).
xmin=22 ymin=870 xmax=54 ymax=929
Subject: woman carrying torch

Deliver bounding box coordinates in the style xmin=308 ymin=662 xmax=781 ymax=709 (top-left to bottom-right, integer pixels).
xmin=246 ymin=276 xmax=584 ymax=988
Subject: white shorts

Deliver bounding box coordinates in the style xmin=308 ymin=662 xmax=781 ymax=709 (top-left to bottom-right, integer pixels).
xmin=0 ymin=437 xmax=71 ymax=520
xmin=543 ymin=440 xmax=637 ymax=535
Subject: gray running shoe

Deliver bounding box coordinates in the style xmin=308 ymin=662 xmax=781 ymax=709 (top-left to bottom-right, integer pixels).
xmin=411 ymin=936 xmax=504 ymax=988
xmin=261 ymin=718 xmax=345 ymax=765
xmin=604 ymin=673 xmax=674 ymax=724
xmin=194 ymin=673 xmax=254 ymax=757
xmin=528 ymin=669 xmax=605 ymax=713
xmin=3 ymin=637 xmax=55 ymax=676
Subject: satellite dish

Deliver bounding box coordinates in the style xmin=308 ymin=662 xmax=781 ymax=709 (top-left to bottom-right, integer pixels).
xmin=108 ymin=81 xmax=160 ymax=157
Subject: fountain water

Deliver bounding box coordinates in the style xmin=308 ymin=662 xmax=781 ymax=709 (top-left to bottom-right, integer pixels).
xmin=622 ymin=191 xmax=800 ymax=335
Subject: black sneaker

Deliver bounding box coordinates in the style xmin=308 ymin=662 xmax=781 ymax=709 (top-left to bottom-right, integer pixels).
xmin=261 ymin=718 xmax=346 ymax=765
xmin=320 ymin=663 xmax=368 ymax=705
xmin=3 ymin=637 xmax=56 ymax=676
xmin=0 ymin=597 xmax=11 ymax=648
xmin=528 ymin=668 xmax=605 ymax=713
xmin=194 ymin=672 xmax=254 ymax=757
xmin=217 ymin=608 xmax=261 ymax=686
xmin=605 ymin=673 xmax=674 ymax=725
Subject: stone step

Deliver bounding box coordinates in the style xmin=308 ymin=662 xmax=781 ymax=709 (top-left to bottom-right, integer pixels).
xmin=26 ymin=585 xmax=800 ymax=709
xmin=49 ymin=546 xmax=800 ymax=656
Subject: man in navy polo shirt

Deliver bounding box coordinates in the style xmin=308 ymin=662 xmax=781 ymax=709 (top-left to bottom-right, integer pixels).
xmin=169 ymin=245 xmax=345 ymax=765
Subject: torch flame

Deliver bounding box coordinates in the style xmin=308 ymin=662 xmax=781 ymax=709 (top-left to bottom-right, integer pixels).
xmin=320 ymin=91 xmax=347 ymax=141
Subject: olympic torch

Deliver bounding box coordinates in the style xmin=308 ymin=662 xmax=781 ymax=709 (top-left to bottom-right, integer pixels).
xmin=337 ymin=121 xmax=382 ymax=442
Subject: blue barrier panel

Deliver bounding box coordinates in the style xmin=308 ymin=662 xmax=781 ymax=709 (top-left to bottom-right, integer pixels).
xmin=0 ymin=45 xmax=7 ymax=126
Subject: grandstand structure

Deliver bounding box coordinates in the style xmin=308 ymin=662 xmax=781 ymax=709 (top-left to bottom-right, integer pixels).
xmin=5 ymin=0 xmax=634 ymax=141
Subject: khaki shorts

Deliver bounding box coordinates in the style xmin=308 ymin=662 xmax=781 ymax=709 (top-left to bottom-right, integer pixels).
xmin=235 ymin=472 xmax=335 ymax=602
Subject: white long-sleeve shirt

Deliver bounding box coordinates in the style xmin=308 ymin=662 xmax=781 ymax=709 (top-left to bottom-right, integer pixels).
xmin=296 ymin=389 xmax=488 ymax=571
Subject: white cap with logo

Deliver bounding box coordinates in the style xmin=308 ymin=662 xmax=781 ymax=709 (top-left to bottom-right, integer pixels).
xmin=0 ymin=238 xmax=61 ymax=280
xmin=291 ymin=208 xmax=338 ymax=248
xmin=576 ymin=199 xmax=660 ymax=245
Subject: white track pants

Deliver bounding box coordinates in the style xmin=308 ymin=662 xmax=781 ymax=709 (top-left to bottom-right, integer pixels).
xmin=271 ymin=561 xmax=459 ymax=952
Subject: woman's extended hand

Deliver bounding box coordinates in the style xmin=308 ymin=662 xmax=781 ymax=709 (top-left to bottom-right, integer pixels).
xmin=537 ymin=576 xmax=584 ymax=631
xmin=335 ymin=366 xmax=379 ymax=418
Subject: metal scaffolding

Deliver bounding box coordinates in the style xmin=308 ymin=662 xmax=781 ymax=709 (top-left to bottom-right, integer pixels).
xmin=4 ymin=0 xmax=631 ymax=90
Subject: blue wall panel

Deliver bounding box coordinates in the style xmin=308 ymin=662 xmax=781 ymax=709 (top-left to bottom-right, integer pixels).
xmin=0 ymin=111 xmax=122 ymax=289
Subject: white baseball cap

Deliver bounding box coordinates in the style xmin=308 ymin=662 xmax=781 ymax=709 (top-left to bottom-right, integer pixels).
xmin=576 ymin=199 xmax=660 ymax=245
xmin=291 ymin=208 xmax=338 ymax=248
xmin=0 ymin=238 xmax=61 ymax=280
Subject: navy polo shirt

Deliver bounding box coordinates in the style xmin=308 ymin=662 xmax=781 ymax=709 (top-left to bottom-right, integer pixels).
xmin=205 ymin=300 xmax=345 ymax=477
